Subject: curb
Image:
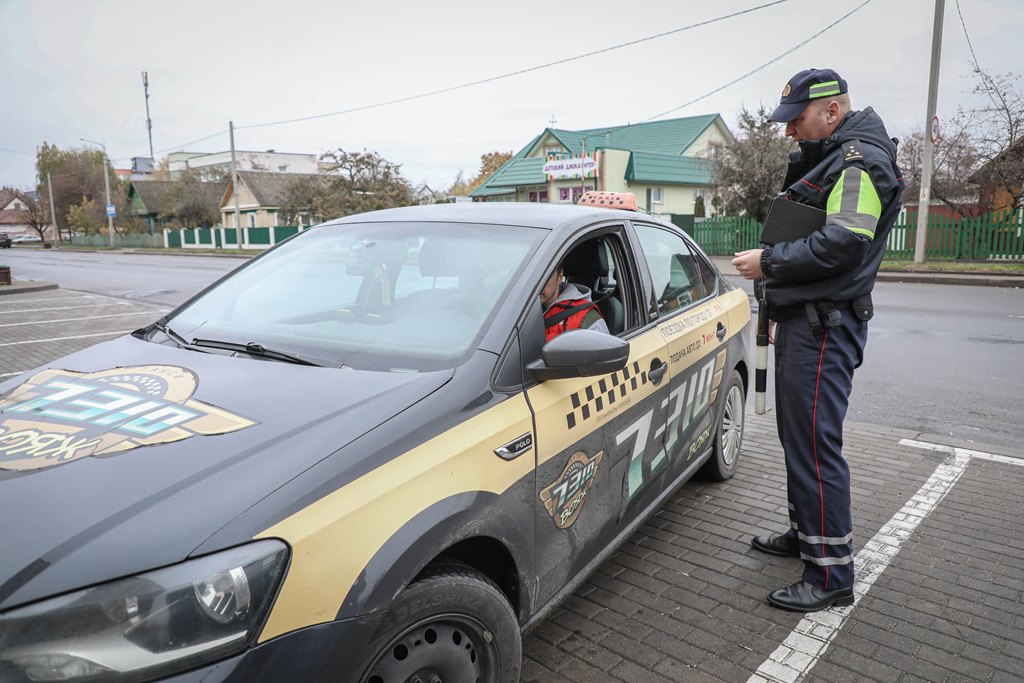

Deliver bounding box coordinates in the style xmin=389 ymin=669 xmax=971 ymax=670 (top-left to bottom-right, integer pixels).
xmin=0 ymin=281 xmax=59 ymax=296
xmin=711 ymin=257 xmax=1022 ymax=288
xmin=875 ymin=272 xmax=1024 ymax=288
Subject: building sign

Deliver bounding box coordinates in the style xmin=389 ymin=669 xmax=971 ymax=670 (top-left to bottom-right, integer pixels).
xmin=543 ymin=153 xmax=599 ymax=181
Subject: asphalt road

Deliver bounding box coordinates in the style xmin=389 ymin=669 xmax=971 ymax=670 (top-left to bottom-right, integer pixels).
xmin=0 ymin=247 xmax=246 ymax=306
xmin=5 ymin=246 xmax=1024 ymax=451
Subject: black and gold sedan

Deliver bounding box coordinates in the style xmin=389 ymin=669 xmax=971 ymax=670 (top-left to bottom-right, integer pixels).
xmin=0 ymin=196 xmax=750 ymax=682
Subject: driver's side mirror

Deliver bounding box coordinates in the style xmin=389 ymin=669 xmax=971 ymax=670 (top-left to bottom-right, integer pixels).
xmin=527 ymin=329 xmax=630 ymax=381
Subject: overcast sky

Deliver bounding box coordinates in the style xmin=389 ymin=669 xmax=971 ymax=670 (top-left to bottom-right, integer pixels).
xmin=1 ymin=0 xmax=1020 ymax=192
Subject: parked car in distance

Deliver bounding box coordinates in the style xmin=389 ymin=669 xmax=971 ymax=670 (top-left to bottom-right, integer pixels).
xmin=11 ymin=234 xmax=42 ymax=243
xmin=0 ymin=234 xmax=11 ymax=248
xmin=0 ymin=194 xmax=752 ymax=682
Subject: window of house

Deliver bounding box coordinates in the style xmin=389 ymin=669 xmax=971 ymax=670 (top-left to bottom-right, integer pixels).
xmin=248 ymin=213 xmax=256 ymax=228
xmin=544 ymin=145 xmax=563 ymax=156
xmin=528 ymin=189 xmax=549 ymax=203
xmin=572 ymin=185 xmax=593 ymax=203
xmin=632 ymin=224 xmax=710 ymax=316
xmin=650 ymin=187 xmax=664 ymax=205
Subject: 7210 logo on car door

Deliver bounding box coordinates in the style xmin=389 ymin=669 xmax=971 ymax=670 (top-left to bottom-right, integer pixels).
xmin=539 ymin=450 xmax=604 ymax=529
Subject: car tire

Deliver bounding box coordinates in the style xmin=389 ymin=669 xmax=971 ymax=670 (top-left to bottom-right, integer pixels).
xmin=699 ymin=369 xmax=744 ymax=481
xmin=358 ymin=562 xmax=521 ymax=683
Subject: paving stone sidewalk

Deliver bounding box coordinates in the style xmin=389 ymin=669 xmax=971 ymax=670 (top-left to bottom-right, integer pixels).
xmin=0 ymin=288 xmax=168 ymax=378
xmin=522 ymin=413 xmax=1024 ymax=682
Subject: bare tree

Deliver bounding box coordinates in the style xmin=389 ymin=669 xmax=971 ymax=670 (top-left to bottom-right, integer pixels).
xmin=965 ymin=68 xmax=1024 ymax=212
xmin=9 ymin=191 xmax=51 ymax=241
xmin=710 ymin=105 xmax=792 ymax=221
xmin=279 ymin=148 xmax=413 ymax=224
xmin=163 ymin=171 xmax=221 ymax=228
xmin=898 ymin=122 xmax=984 ymax=216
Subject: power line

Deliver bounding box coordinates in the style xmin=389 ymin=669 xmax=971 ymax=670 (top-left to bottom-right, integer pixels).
xmin=111 ymin=128 xmax=229 ymax=164
xmin=0 ymin=147 xmax=32 ymax=155
xmin=566 ymin=0 xmax=871 ymax=150
xmin=954 ymin=0 xmax=982 ymax=71
xmin=236 ymin=0 xmax=789 ymax=132
xmin=644 ymin=0 xmax=872 ymax=121
xmin=954 ymin=0 xmax=1004 ymax=114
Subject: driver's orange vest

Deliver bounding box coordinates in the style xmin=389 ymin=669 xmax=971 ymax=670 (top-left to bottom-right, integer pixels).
xmin=544 ymin=299 xmax=600 ymax=342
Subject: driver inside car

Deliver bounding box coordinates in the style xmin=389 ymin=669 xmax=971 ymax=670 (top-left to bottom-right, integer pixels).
xmin=540 ymin=263 xmax=609 ymax=341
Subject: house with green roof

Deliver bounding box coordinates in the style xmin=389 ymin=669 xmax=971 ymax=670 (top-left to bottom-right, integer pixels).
xmin=471 ymin=114 xmax=733 ymax=215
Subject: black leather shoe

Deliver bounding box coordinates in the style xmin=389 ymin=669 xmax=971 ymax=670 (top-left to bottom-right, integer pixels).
xmin=751 ymin=533 xmax=799 ymax=557
xmin=767 ymin=581 xmax=854 ymax=612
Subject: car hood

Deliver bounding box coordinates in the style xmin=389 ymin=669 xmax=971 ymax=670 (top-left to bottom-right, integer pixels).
xmin=0 ymin=335 xmax=452 ymax=610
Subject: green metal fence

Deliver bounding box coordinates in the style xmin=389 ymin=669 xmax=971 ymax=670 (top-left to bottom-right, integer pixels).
xmin=693 ymin=217 xmax=762 ymax=255
xmin=693 ymin=210 xmax=1024 ymax=260
xmin=71 ymin=233 xmax=166 ymax=248
xmin=161 ymin=226 xmax=304 ymax=250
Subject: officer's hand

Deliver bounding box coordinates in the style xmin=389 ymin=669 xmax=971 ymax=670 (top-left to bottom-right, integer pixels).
xmin=731 ymin=249 xmax=764 ymax=280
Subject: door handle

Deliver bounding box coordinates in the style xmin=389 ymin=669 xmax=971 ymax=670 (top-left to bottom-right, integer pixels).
xmin=716 ymin=322 xmax=727 ymax=341
xmin=649 ymin=359 xmax=668 ymax=385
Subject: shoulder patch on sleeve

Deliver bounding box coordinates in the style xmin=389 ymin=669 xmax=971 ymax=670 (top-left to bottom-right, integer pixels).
xmin=842 ymin=139 xmax=864 ymax=165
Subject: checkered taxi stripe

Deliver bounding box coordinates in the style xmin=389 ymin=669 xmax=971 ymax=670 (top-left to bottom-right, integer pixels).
xmin=566 ymin=361 xmax=647 ymax=430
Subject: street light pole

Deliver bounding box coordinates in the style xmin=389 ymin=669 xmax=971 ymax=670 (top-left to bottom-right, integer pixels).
xmin=81 ymin=138 xmax=115 ymax=248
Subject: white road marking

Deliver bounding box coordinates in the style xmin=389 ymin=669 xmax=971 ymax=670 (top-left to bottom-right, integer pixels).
xmin=899 ymin=438 xmax=1024 ymax=467
xmin=0 ymin=295 xmax=95 ymax=305
xmin=746 ymin=437 xmax=1019 ymax=683
xmin=0 ymin=303 xmax=131 ymax=314
xmin=0 ymin=311 xmax=160 ymax=328
xmin=0 ymin=331 xmax=132 ymax=347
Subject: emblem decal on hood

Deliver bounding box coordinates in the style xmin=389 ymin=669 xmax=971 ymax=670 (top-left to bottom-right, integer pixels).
xmin=0 ymin=365 xmax=256 ymax=471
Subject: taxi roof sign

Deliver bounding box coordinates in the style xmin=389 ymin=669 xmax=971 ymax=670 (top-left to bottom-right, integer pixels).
xmin=577 ymin=191 xmax=638 ymax=211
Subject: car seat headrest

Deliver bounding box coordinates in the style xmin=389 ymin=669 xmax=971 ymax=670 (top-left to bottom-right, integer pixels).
xmin=562 ymin=240 xmax=609 ymax=279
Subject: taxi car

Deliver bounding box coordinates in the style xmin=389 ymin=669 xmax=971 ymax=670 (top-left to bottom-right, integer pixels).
xmin=0 ymin=194 xmax=751 ymax=683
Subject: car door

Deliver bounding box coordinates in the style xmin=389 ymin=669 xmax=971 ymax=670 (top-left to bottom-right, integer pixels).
xmin=630 ymin=221 xmax=733 ymax=481
xmin=524 ymin=226 xmax=673 ymax=609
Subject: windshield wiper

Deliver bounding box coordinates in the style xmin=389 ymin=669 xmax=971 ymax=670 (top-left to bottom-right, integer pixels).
xmin=190 ymin=337 xmax=338 ymax=368
xmin=152 ymin=318 xmax=195 ymax=350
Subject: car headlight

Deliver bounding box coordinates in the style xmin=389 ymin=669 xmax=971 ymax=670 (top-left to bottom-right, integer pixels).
xmin=0 ymin=539 xmax=288 ymax=682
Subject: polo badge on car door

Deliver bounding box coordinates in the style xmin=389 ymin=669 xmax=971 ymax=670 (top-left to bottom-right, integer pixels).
xmin=539 ymin=450 xmax=604 ymax=529
xmin=0 ymin=365 xmax=256 ymax=471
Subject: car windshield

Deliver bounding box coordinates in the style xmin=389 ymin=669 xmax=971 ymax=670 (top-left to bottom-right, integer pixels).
xmin=167 ymin=221 xmax=543 ymax=372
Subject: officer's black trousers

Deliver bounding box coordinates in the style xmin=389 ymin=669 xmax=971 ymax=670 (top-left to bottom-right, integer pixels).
xmin=774 ymin=309 xmax=866 ymax=590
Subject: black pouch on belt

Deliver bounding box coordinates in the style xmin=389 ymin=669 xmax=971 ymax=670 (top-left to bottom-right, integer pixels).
xmin=852 ymin=293 xmax=874 ymax=322
xmin=816 ymin=303 xmax=843 ymax=328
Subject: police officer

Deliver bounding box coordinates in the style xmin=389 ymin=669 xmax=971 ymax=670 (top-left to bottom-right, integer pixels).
xmin=731 ymin=68 xmax=904 ymax=612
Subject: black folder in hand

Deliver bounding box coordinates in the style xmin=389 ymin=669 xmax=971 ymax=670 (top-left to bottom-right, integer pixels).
xmin=760 ymin=196 xmax=827 ymax=245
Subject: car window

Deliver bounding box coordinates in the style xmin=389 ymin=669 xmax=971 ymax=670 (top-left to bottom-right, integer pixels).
xmin=632 ymin=223 xmax=710 ymax=316
xmin=694 ymin=251 xmax=719 ymax=297
xmin=556 ymin=232 xmax=638 ymax=338
xmin=168 ymin=222 xmax=543 ymax=372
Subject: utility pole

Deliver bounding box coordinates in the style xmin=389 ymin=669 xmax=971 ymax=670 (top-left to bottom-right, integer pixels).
xmin=46 ymin=173 xmax=58 ymax=242
xmin=230 ymin=121 xmax=241 ymax=242
xmin=914 ymin=0 xmax=945 ymax=263
xmin=580 ymin=138 xmax=586 ymax=202
xmin=142 ymin=71 xmax=155 ymax=161
xmin=81 ymin=138 xmax=115 ymax=248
